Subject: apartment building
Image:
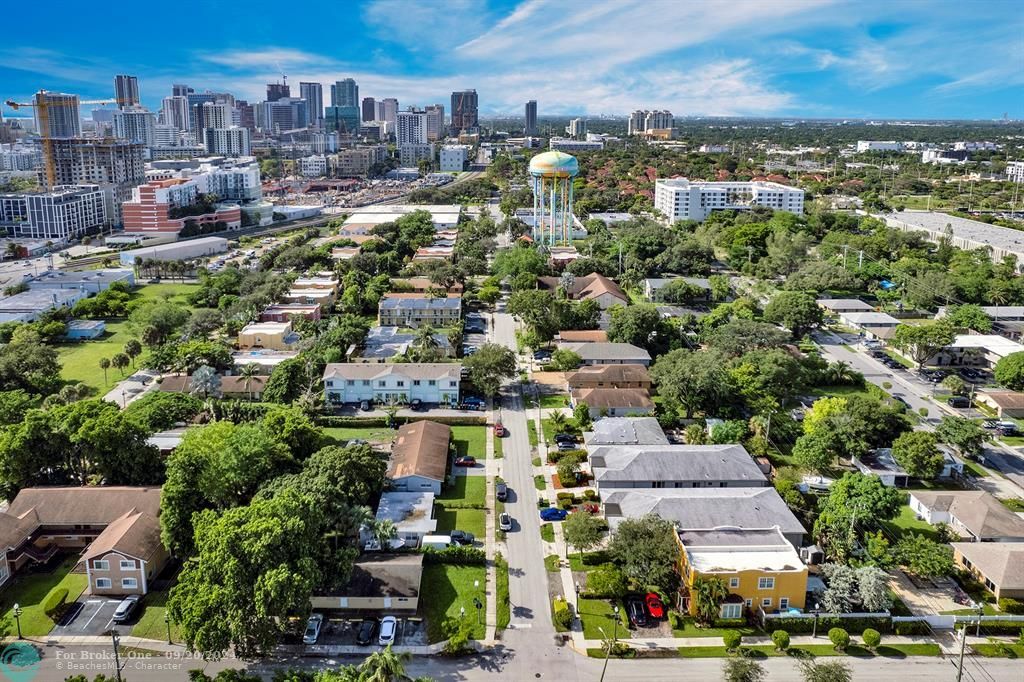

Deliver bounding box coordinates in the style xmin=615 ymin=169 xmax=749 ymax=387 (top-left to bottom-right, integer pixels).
xmin=378 ymin=294 xmax=462 ymax=327
xmin=0 ymin=185 xmax=107 ymax=239
xmin=121 ymin=177 xmax=241 ymax=236
xmin=322 ymin=363 xmax=462 ymax=405
xmin=654 ymin=179 xmax=804 ymax=222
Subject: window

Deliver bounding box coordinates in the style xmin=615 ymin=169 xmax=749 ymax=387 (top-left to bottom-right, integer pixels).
xmin=325 ymin=380 xmax=333 ymax=387
xmin=779 ymin=598 xmax=789 ymax=610
xmin=428 ymin=380 xmax=436 ymax=386
xmin=720 ymin=603 xmax=742 ymax=619
xmin=362 ymin=380 xmax=370 ymax=386
xmin=94 ymin=560 xmax=109 ymax=571
xmin=449 ymin=381 xmax=457 ymax=387
xmin=95 ymin=578 xmax=112 ymax=589
xmin=762 ymin=598 xmax=772 ymax=608
xmin=378 ymin=380 xmax=386 ymax=387
xmin=729 ymin=578 xmax=740 ymax=589
xmin=346 ymin=380 xmax=354 ymax=386
xmin=758 ymin=577 xmax=775 ymax=590
xmin=413 ymin=380 xmax=421 ymax=386
xmin=122 ymin=578 xmax=138 ymax=589
xmin=119 ymin=560 xmax=135 ymax=570
xmin=745 ymin=599 xmax=752 ymax=608
xmin=652 ymin=481 xmax=664 ymax=488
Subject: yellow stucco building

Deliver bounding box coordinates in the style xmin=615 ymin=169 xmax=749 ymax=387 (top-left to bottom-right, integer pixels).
xmin=677 ymin=527 xmax=808 ymax=618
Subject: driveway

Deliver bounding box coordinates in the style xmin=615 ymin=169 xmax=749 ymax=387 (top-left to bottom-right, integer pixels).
xmin=51 ymin=597 xmax=127 ymax=636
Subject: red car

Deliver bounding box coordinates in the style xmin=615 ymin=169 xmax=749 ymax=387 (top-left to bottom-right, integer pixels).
xmin=645 ymin=593 xmax=665 ymax=620
xmin=494 ymin=422 xmax=506 ymax=437
xmin=454 ymin=456 xmax=477 ymax=467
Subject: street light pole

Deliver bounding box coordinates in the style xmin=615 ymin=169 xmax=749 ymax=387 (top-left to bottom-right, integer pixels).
xmin=111 ymin=631 xmax=123 ymax=682
xmin=12 ymin=603 xmax=22 ymax=639
xmin=165 ymin=612 xmax=173 ymax=644
xmin=811 ymin=602 xmax=820 ymax=639
xmin=574 ymin=581 xmax=581 ymax=617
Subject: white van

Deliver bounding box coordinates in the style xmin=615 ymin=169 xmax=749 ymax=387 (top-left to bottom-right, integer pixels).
xmin=421 ymin=535 xmax=452 ymax=550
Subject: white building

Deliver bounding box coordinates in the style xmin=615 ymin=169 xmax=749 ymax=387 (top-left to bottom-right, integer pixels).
xmin=112 ymin=107 xmax=156 ymax=151
xmin=567 ymin=118 xmax=587 ymax=139
xmin=322 ymin=363 xmax=462 ymax=405
xmin=628 ymin=110 xmax=673 ymax=135
xmin=204 ymin=127 xmax=251 ymax=157
xmin=396 ymin=110 xmax=427 ymax=146
xmin=1007 ymin=161 xmax=1024 ymax=184
xmin=654 ymin=178 xmax=804 ymax=222
xmin=424 ymin=104 xmax=445 ymax=142
xmin=399 ymin=143 xmax=435 ymax=167
xmin=549 ymin=138 xmax=604 ymax=152
xmin=856 ymin=141 xmax=903 ymax=152
xmin=0 ymin=185 xmax=107 ymax=239
xmin=118 ymin=236 xmax=228 ymax=265
xmin=160 ymin=96 xmax=190 ymax=132
xmin=299 ymin=155 xmax=328 ymax=177
xmin=439 ymin=145 xmax=469 ymax=172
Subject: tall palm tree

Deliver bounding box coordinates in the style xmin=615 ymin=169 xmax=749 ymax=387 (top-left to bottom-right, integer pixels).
xmin=548 ymin=411 xmax=569 ymax=434
xmin=370 ymin=519 xmax=398 ymax=550
xmin=412 ymin=325 xmax=440 ymax=361
xmin=691 ymin=575 xmax=730 ymax=626
xmin=238 ymin=362 xmax=261 ymax=401
xmin=99 ymin=357 xmax=110 ymax=385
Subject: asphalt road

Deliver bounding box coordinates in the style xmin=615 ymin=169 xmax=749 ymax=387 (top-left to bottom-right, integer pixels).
xmin=20 ymin=642 xmax=1022 ymax=682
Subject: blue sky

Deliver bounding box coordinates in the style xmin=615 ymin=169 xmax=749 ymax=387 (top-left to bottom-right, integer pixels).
xmin=1 ymin=0 xmax=1022 ymax=120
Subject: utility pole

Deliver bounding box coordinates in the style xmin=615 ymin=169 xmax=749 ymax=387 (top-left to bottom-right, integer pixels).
xmin=955 ymin=623 xmax=967 ymax=682
xmin=858 ymin=250 xmax=864 ymax=269
xmin=842 ymin=244 xmax=849 ymax=269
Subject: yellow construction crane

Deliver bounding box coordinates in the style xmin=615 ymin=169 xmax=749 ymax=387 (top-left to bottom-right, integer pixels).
xmin=4 ymin=91 xmax=120 ymax=187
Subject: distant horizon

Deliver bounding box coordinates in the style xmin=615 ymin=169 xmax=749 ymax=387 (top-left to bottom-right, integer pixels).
xmin=1 ymin=1 xmax=1021 ymax=120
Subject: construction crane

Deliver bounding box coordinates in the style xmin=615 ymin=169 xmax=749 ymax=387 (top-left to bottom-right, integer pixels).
xmin=4 ymin=91 xmax=120 ymax=187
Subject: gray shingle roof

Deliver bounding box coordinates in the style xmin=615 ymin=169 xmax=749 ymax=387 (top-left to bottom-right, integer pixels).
xmin=589 ymin=444 xmax=767 ymax=484
xmin=561 ymin=342 xmax=652 ymax=362
xmin=583 ymin=417 xmax=669 ymax=446
xmin=951 ymin=542 xmax=1024 ymax=591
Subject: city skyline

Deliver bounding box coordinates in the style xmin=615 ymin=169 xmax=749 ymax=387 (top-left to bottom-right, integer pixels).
xmin=0 ymin=0 xmax=1021 ymax=120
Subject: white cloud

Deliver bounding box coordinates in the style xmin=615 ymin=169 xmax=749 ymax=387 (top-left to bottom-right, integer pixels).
xmin=362 ymin=0 xmax=486 ymax=52
xmin=199 ymin=49 xmax=325 ymax=70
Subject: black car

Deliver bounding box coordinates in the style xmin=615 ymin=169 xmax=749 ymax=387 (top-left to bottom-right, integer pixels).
xmin=625 ymin=597 xmax=649 ymax=629
xmin=496 ymin=482 xmax=508 ymax=502
xmin=464 ymin=324 xmax=486 ymax=334
xmin=410 ymin=399 xmax=427 ymax=412
xmin=554 ymin=433 xmax=577 ymax=445
xmin=449 ymin=530 xmax=476 ymax=545
xmin=960 ymin=368 xmax=980 ymax=380
xmin=356 ymin=618 xmax=377 ymax=645
xmin=948 ymin=396 xmax=971 ymax=408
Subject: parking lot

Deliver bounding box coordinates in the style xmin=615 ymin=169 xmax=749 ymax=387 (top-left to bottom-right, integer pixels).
xmin=51 ymin=597 xmax=131 ymax=636
xmin=309 ymin=616 xmax=427 ymax=647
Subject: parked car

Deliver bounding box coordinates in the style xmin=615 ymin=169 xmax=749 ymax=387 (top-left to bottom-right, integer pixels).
xmin=496 ymin=482 xmax=508 ymax=502
xmin=303 ymin=613 xmax=324 ymax=644
xmin=454 ymin=456 xmax=477 ymax=467
xmin=533 ymin=349 xmax=552 ymax=360
xmin=410 ymin=399 xmax=427 ymax=412
xmin=449 ymin=530 xmax=476 ymax=545
xmin=356 ymin=618 xmax=377 ymax=645
xmin=359 ymin=400 xmax=372 ymax=411
xmin=997 ymin=421 xmax=1019 ymax=436
xmin=499 ymin=512 xmax=513 ymax=531
xmin=645 ymin=593 xmax=665 ymax=620
xmin=557 ymin=441 xmax=578 ymax=451
xmin=892 ymin=395 xmax=910 ymax=408
xmin=540 ymin=508 xmax=568 ymax=521
xmin=554 ymin=433 xmax=577 ymax=445
xmin=948 ymin=396 xmax=971 ymax=408
xmin=461 ymin=397 xmax=485 ymax=410
xmin=960 ymin=367 xmax=981 ymax=380
xmin=983 ymin=419 xmax=1000 ymax=429
xmin=494 ymin=422 xmax=506 ymax=437
xmin=462 ymin=345 xmax=478 ymax=356
xmin=378 ymin=616 xmax=398 ymax=646
xmin=625 ymin=597 xmax=649 ymax=628
xmin=421 ymin=535 xmax=452 ymax=550
xmin=112 ymin=595 xmax=141 ymax=623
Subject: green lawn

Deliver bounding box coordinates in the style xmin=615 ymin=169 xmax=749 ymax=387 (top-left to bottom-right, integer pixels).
xmin=55 ymin=320 xmax=137 ymax=394
xmin=438 ymin=476 xmax=486 ymax=507
xmin=528 ymin=420 xmax=539 ymax=447
xmin=534 ymin=474 xmax=547 ymax=490
xmin=434 ymin=507 xmax=486 ymax=538
xmin=494 ymin=433 xmax=503 ymax=459
xmin=881 ymin=503 xmax=940 ymax=542
xmin=962 ymin=458 xmax=991 ymax=478
xmin=451 ymin=426 xmax=487 ymax=460
xmin=544 ymin=555 xmax=560 ymax=572
xmin=130 ymin=589 xmax=183 ymax=642
xmin=1000 ymin=498 xmax=1024 ymax=512
xmin=810 ymin=384 xmax=890 ymax=401
xmin=568 ymin=551 xmax=612 ymax=573
xmin=540 ymin=393 xmax=569 ymax=409
xmin=322 ymin=426 xmax=397 ymax=445
xmin=540 ymin=523 xmax=554 ymax=542
xmin=578 ymin=597 xmax=631 ymax=641
xmin=671 ymin=617 xmax=756 ymax=638
xmin=421 ymin=564 xmax=486 ymax=643
xmin=134 ymin=282 xmax=199 ymax=302
xmin=0 ymin=557 xmax=88 ymax=636
xmin=972 ymin=643 xmax=1024 ymax=658
xmin=495 ymin=553 xmax=510 ymax=631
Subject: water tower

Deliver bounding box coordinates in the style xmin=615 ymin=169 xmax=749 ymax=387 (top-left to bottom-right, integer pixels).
xmin=528 ymin=151 xmax=579 ymax=246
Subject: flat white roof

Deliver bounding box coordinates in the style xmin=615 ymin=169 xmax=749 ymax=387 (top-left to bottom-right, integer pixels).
xmin=950 ymin=334 xmax=1024 ymax=357
xmin=840 ymin=312 xmax=900 ymax=325
xmin=240 ymin=322 xmax=290 ymax=334
xmin=687 ymin=546 xmax=804 ymax=573
xmin=817 ymin=298 xmax=874 ymax=311
xmin=885 ymin=210 xmax=1024 ymax=257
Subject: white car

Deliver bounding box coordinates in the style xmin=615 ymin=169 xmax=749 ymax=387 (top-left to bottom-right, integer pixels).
xmin=499 ymin=512 xmax=513 ymax=532
xmin=303 ymin=613 xmax=324 ymax=644
xmin=378 ymin=615 xmax=398 ymax=646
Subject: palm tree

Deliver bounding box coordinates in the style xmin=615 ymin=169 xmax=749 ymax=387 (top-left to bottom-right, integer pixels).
xmin=370 ymin=519 xmax=398 ymax=550
xmin=189 ymin=364 xmax=222 ymax=399
xmin=111 ymin=352 xmax=130 ymax=377
xmin=4 ymin=243 xmax=20 ymax=260
xmin=558 ymin=271 xmax=575 ymax=299
xmin=827 ymin=360 xmax=856 ymax=385
xmin=99 ymin=357 xmax=111 ymax=385
xmin=412 ymin=325 xmax=440 ymax=361
xmin=124 ymin=339 xmax=142 ymax=369
xmin=691 ymin=575 xmax=731 ymax=626
xmin=238 ymin=362 xmax=261 ymax=401
xmin=548 ymin=411 xmax=569 ymax=434
xmin=359 ymin=645 xmax=413 ymax=682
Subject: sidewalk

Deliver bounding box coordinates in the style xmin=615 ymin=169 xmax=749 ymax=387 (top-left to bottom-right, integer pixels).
xmin=482 ymin=400 xmax=499 ymax=645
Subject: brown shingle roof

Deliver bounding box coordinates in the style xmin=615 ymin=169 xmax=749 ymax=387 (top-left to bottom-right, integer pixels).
xmin=952 ymin=542 xmax=1024 ymax=591
xmin=389 ymin=420 xmax=451 ymax=483
xmin=558 ymin=330 xmax=608 ymax=343
xmin=539 ymin=272 xmax=628 ymax=304
xmin=81 ymin=510 xmax=163 ymax=563
xmin=338 ymin=553 xmax=424 ymax=598
xmin=980 ymin=390 xmax=1024 ymax=409
xmin=913 ymin=491 xmax=1024 ymax=540
xmin=567 ymin=364 xmax=651 ymax=387
xmin=574 ymin=388 xmax=653 ymax=410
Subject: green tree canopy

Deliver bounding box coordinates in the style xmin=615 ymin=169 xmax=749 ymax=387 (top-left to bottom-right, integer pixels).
xmin=994 ymin=351 xmax=1024 ymax=391
xmin=892 ymin=430 xmax=944 ymax=479
xmin=463 ymin=343 xmax=517 ymax=397
xmin=891 ymin=322 xmax=955 ymax=369
xmin=763 ymin=291 xmax=823 ymax=337
xmin=608 ymin=514 xmax=681 ymax=591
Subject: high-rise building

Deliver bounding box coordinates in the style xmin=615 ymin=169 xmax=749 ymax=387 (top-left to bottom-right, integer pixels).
xmin=628 ymin=110 xmax=674 ymax=135
xmin=257 ymin=98 xmax=307 ymax=133
xmin=450 ymin=89 xmax=478 ymax=135
xmin=299 ymin=82 xmax=323 ymax=128
xmin=153 ymin=124 xmax=180 ymax=147
xmin=331 ymin=79 xmax=359 ymax=108
xmin=113 ymin=108 xmax=156 ymax=150
xmin=324 ymin=106 xmax=360 ymax=136
xmin=205 ymin=127 xmax=251 ymax=157
xmin=235 ymin=101 xmax=256 ymax=130
xmin=567 ymin=118 xmax=587 ymax=139
xmin=0 ymin=185 xmax=108 ymax=239
xmin=361 ymin=97 xmax=376 ymax=124
xmin=654 ymin=178 xmax=804 ymax=223
xmin=396 ymin=109 xmax=428 ymax=146
xmin=49 ymin=138 xmax=145 ymax=225
xmin=525 ymin=100 xmax=538 ymax=135
xmin=161 ymin=96 xmax=190 ymax=132
xmin=381 ymin=98 xmax=399 ymax=125
xmin=266 ymin=82 xmax=290 ymax=102
xmin=33 ymin=91 xmax=81 ymax=139
xmin=201 ymin=102 xmax=233 ymax=131
xmin=1008 ymin=161 xmax=1024 ymax=184
xmin=172 ymin=84 xmax=194 ymax=97
xmin=114 ymin=75 xmax=140 ymax=109
xmin=425 ymin=104 xmax=445 ymax=142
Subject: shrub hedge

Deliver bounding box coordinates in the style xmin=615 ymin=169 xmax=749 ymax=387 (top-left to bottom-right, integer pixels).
xmin=43 ymin=587 xmax=69 ymax=618
xmin=423 ymin=545 xmax=487 ymax=565
xmin=767 ymin=615 xmax=892 ymax=634
xmin=893 ymin=620 xmax=932 ymax=636
xmin=998 ymin=598 xmax=1024 ymax=615
xmin=316 ymin=415 xmax=487 ymax=427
